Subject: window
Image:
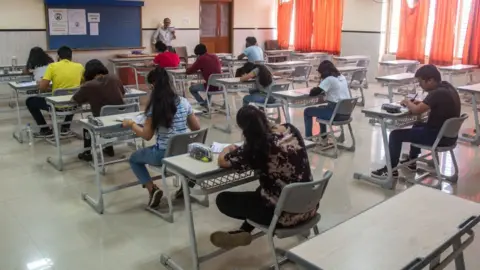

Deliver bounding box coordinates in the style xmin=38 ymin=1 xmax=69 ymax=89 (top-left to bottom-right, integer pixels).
xmin=387 ymin=0 xmax=472 ymax=58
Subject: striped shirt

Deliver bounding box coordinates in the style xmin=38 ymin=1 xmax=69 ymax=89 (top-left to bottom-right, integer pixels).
xmin=148 ymin=97 xmax=193 ymax=150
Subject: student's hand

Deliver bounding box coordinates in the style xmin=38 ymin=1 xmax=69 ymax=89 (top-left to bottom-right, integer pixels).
xmin=412 ymin=100 xmax=421 ymax=105
xmin=226 ymin=144 xmax=238 ymax=152
xmin=122 ymin=119 xmax=135 ymax=128
xmin=400 ymin=98 xmax=411 ymax=107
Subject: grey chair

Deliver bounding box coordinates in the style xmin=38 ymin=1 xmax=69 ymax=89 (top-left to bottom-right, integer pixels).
xmin=315 ymin=98 xmax=358 ymax=158
xmin=95 ymin=103 xmax=140 ymax=173
xmin=247 ymin=171 xmax=332 ymax=270
xmin=348 ymin=69 xmax=367 ymax=106
xmin=147 ymin=128 xmax=209 ymax=222
xmin=288 ymin=65 xmax=312 ymax=89
xmin=403 ymin=114 xmax=468 ymax=187
xmin=205 ymin=73 xmax=231 ymax=118
xmin=174 ymin=46 xmax=188 ymax=65
xmin=251 ymin=82 xmax=290 ymax=124
xmin=47 ymin=87 xmax=81 ymax=140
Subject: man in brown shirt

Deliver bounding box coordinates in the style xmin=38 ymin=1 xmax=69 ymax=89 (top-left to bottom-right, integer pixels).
xmin=72 ymin=59 xmax=125 ymax=161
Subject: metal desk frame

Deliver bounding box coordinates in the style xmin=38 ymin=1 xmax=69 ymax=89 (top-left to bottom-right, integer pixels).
xmin=375 ymin=73 xmax=417 ymax=103
xmin=457 ymin=84 xmax=480 ymax=145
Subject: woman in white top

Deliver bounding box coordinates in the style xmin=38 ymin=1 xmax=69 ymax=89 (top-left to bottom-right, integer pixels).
xmin=304 ymin=60 xmax=351 ymax=141
xmin=25 ymin=47 xmax=54 ymax=81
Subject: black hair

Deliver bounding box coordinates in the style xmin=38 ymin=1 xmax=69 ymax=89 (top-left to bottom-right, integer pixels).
xmin=145 ymin=67 xmax=178 ymax=130
xmin=415 ymin=64 xmax=442 ymax=82
xmin=84 ymin=59 xmax=109 ymax=81
xmin=236 ymin=105 xmax=271 ymax=170
xmin=26 ymin=47 xmax=53 ymax=70
xmin=317 ymin=60 xmax=340 ymax=79
xmin=155 ymin=41 xmax=168 ymax=52
xmin=246 ymin=36 xmax=257 ymax=46
xmin=194 ymin=44 xmax=207 ymax=56
xmin=254 ymin=64 xmax=273 ymax=88
xmin=57 ymin=46 xmax=73 ymax=60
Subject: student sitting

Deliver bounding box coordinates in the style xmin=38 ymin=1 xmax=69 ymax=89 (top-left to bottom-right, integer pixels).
xmin=26 ymin=46 xmax=84 ymax=137
xmin=25 ymin=47 xmax=54 ymax=82
xmin=153 ymin=41 xmax=180 ymax=68
xmin=123 ymin=67 xmax=201 ymax=208
xmin=235 ymin=37 xmax=264 ymax=77
xmin=72 ymin=59 xmax=125 ymax=161
xmin=304 ymin=60 xmax=351 ymax=144
xmin=240 ymin=64 xmax=275 ymax=106
xmin=187 ymin=44 xmax=222 ymax=108
xmin=371 ymin=65 xmax=460 ymax=179
xmin=211 ymin=105 xmax=315 ymax=249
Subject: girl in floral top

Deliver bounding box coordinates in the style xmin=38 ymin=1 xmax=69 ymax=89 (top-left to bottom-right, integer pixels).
xmin=211 ymin=105 xmax=315 ymax=249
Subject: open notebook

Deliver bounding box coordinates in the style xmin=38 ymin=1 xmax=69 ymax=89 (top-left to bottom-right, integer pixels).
xmin=210 ymin=142 xmax=243 ymax=153
xmin=116 ymin=114 xmax=146 ymax=125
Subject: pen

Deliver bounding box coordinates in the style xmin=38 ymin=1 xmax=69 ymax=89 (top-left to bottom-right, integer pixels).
xmin=410 ymin=93 xmax=418 ymax=101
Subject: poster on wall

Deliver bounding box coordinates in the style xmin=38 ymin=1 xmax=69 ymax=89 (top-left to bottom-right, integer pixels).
xmin=68 ymin=9 xmax=87 ymax=35
xmin=90 ymin=23 xmax=99 ymax=36
xmin=88 ymin=13 xmax=100 ymax=23
xmin=48 ymin=9 xmax=68 ymax=35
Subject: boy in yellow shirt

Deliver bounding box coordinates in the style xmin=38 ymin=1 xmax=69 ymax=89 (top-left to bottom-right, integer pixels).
xmin=26 ymin=46 xmax=84 ymax=137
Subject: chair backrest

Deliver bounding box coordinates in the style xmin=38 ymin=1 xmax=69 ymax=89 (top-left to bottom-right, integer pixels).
xmin=164 ymin=128 xmax=209 ymax=158
xmin=207 ymin=73 xmax=231 ymax=88
xmin=332 ymin=98 xmax=358 ymax=117
xmin=100 ymin=103 xmax=140 ymax=117
xmin=274 ymin=171 xmax=332 ymax=215
xmin=264 ymin=40 xmax=280 ymax=50
xmin=356 ymin=59 xmax=370 ymax=67
xmin=406 ymin=63 xmax=418 ymax=73
xmin=350 ymin=70 xmax=367 ymax=84
xmin=53 ymin=87 xmax=79 ymax=96
xmin=292 ymin=65 xmax=312 ymax=78
xmin=270 ymin=82 xmax=290 ymax=92
xmin=174 ymin=46 xmax=188 ymax=62
xmin=437 ymin=113 xmax=468 ymax=139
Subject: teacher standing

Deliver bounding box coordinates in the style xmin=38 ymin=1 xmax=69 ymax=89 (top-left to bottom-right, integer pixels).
xmin=152 ymin=18 xmax=176 ymax=52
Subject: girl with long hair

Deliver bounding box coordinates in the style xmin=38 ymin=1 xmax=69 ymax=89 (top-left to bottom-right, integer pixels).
xmin=25 ymin=47 xmax=54 ymax=81
xmin=240 ymin=64 xmax=275 ymax=106
xmin=211 ymin=105 xmax=315 ymax=249
xmin=123 ymin=67 xmax=201 ymax=207
xmin=304 ymin=60 xmax=351 ymax=144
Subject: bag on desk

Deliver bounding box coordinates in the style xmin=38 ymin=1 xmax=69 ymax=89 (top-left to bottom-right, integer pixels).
xmin=309 ymin=87 xmax=324 ymax=97
xmin=188 ymin=143 xmax=213 ymax=162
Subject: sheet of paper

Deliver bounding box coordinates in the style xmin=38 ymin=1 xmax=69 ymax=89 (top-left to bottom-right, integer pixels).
xmin=89 ymin=23 xmax=99 ymax=36
xmin=210 ymin=142 xmax=243 ymax=153
xmin=18 ymin=81 xmax=37 ymax=87
xmin=87 ymin=13 xmax=100 ymax=23
xmin=48 ymin=9 xmax=68 ymax=35
xmin=116 ymin=114 xmax=146 ymax=125
xmin=68 ymin=9 xmax=87 ymax=35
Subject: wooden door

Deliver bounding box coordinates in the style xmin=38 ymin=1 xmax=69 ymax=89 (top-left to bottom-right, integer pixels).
xmin=200 ymin=1 xmax=232 ymax=53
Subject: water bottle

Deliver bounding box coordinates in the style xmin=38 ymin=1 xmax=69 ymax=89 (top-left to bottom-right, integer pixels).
xmin=11 ymin=56 xmax=17 ymax=71
xmin=26 ymin=123 xmax=33 ymax=146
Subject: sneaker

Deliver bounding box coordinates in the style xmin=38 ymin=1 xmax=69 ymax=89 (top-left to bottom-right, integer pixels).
xmin=371 ymin=166 xmax=399 ymax=179
xmin=33 ymin=129 xmax=53 ymax=138
xmin=78 ymin=151 xmax=93 ymax=162
xmin=400 ymin=158 xmax=417 ymax=172
xmin=148 ymin=187 xmax=163 ymax=208
xmin=103 ymin=147 xmax=115 ymax=157
xmin=174 ymin=179 xmax=196 ymax=199
xmin=210 ymin=230 xmax=253 ymax=249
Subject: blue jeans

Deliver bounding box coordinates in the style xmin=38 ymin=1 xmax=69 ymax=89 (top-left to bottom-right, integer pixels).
xmin=189 ymin=84 xmax=209 ymax=105
xmin=388 ymin=122 xmax=457 ymax=168
xmin=243 ymin=92 xmax=275 ymax=106
xmin=304 ymin=102 xmax=350 ymax=138
xmin=129 ymin=146 xmax=166 ymax=185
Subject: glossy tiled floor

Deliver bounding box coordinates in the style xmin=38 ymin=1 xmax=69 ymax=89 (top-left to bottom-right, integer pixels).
xmin=0 ymin=81 xmax=479 ymax=270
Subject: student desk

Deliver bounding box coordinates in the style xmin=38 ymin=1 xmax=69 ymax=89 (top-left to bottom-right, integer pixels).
xmin=457 ymin=83 xmax=480 ymax=145
xmin=271 ymin=88 xmax=325 ymax=123
xmin=167 ymin=67 xmax=230 ymax=96
xmin=78 ymin=111 xmax=144 ymax=214
xmin=291 ymin=52 xmax=328 ymax=59
xmin=333 ymin=55 xmax=370 ymax=65
xmin=353 ymin=104 xmax=426 ymax=190
xmin=375 ymin=73 xmax=416 ymax=103
xmin=108 ymin=56 xmax=155 ymax=75
xmin=159 ymin=153 xmax=259 ymax=270
xmin=221 ymin=58 xmax=248 ymax=75
xmin=44 ymin=89 xmax=147 ymax=171
xmin=438 ymin=65 xmax=477 ymax=85
xmin=265 ymin=60 xmax=310 ymax=70
xmin=264 ymin=49 xmax=292 ymax=62
xmin=284 ymin=185 xmax=480 ymax=270
xmin=128 ymin=63 xmax=156 ymax=90
xmin=214 ymin=53 xmax=233 ymax=59
xmin=379 ymin=60 xmax=419 ymax=75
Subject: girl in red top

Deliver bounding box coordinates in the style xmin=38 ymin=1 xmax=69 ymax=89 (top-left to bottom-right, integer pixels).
xmin=153 ymin=41 xmax=180 ymax=68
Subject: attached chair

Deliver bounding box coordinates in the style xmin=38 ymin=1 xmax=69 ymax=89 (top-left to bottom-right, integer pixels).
xmin=147 ymin=128 xmax=209 ymax=222
xmin=399 ymin=114 xmax=468 ymax=188
xmin=250 ymin=82 xmax=290 ymax=124
xmin=205 ymin=73 xmax=232 ymax=118
xmin=247 ymin=171 xmax=332 ymax=270
xmin=288 ymin=65 xmax=312 ymax=89
xmin=313 ymin=98 xmax=358 ymax=158
xmin=45 ymin=87 xmax=81 ymax=145
xmin=348 ymin=69 xmax=367 ymax=106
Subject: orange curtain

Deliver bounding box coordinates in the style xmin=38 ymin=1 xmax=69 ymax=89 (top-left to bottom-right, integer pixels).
xmin=277 ymin=0 xmax=294 ymax=49
xmin=429 ymin=0 xmax=458 ymax=65
xmin=462 ymin=0 xmax=480 ymax=65
xmin=397 ymin=0 xmax=430 ymax=63
xmin=311 ymin=0 xmax=344 ymax=54
xmin=294 ymin=0 xmax=314 ymax=52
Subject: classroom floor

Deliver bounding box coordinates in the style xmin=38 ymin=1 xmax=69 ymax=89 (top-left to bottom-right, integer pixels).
xmin=0 ymin=81 xmax=479 ymax=270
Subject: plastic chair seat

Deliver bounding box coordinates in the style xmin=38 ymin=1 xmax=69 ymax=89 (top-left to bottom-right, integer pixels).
xmin=317 ymin=117 xmax=353 ymax=126
xmin=248 ymin=214 xmax=321 ymax=239
xmin=252 ymin=101 xmax=284 ymax=108
xmin=411 ymin=142 xmax=457 ymax=152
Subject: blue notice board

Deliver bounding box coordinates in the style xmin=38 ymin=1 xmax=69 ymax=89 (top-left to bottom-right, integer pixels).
xmin=46 ymin=5 xmax=142 ymax=50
